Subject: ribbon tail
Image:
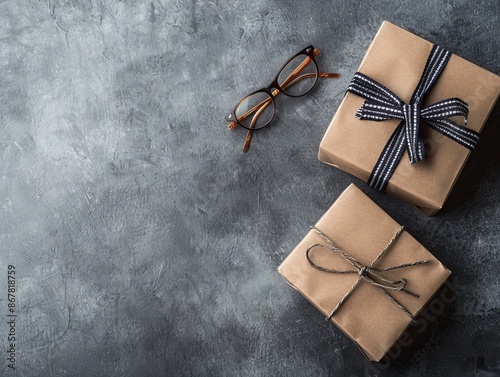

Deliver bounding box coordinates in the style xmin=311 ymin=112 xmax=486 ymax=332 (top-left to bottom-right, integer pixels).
xmin=403 ymin=104 xmax=425 ymax=164
xmin=368 ymin=121 xmax=407 ymax=191
xmin=355 ymin=100 xmax=405 ymax=122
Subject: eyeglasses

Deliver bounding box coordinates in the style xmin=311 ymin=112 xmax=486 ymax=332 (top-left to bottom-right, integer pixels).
xmin=226 ymin=45 xmax=339 ymax=152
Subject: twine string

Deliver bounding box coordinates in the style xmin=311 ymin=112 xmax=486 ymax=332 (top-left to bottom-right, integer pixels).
xmin=305 ymin=226 xmax=429 ymax=321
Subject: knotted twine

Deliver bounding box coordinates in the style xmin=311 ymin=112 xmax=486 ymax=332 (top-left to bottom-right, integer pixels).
xmin=346 ymin=45 xmax=480 ymax=191
xmin=306 ymin=225 xmax=429 ymax=321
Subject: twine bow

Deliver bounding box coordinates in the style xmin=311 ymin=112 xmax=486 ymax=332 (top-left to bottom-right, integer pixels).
xmin=306 ymin=225 xmax=429 ymax=320
xmin=347 ymin=45 xmax=480 ymax=191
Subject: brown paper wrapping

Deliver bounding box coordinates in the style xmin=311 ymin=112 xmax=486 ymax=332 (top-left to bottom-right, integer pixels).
xmin=277 ymin=184 xmax=451 ymax=361
xmin=318 ymin=21 xmax=500 ymax=215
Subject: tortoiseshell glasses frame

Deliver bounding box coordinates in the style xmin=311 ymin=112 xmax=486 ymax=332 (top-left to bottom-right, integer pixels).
xmin=225 ymin=45 xmax=339 ymax=152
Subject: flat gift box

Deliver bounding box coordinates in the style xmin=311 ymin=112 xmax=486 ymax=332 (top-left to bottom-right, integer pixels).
xmin=318 ymin=21 xmax=500 ymax=215
xmin=278 ymin=184 xmax=451 ymax=361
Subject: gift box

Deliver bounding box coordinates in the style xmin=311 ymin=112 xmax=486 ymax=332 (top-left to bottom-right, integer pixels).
xmin=318 ymin=21 xmax=500 ymax=215
xmin=277 ymin=184 xmax=451 ymax=361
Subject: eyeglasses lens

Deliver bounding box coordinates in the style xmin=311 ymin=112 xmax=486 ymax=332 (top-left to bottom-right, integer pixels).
xmin=277 ymin=54 xmax=318 ymax=97
xmin=235 ymin=91 xmax=275 ymax=130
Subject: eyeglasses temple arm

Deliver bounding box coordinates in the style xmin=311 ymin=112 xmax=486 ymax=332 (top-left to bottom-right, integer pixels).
xmin=242 ymin=97 xmax=274 ymax=152
xmin=279 ymin=48 xmax=338 ymax=87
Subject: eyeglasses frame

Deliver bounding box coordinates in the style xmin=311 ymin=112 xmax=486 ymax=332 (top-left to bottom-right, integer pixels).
xmin=226 ymin=45 xmax=339 ymax=152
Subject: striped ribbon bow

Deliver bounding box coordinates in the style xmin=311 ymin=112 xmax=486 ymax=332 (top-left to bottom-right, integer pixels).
xmin=347 ymin=45 xmax=480 ymax=191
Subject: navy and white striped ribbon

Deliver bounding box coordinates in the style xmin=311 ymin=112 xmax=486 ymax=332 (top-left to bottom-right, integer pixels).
xmin=347 ymin=45 xmax=480 ymax=191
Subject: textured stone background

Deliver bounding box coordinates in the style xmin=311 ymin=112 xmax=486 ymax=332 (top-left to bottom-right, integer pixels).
xmin=0 ymin=1 xmax=499 ymax=376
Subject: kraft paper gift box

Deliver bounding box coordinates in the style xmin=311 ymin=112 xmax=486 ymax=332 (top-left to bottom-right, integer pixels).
xmin=278 ymin=184 xmax=451 ymax=361
xmin=318 ymin=21 xmax=500 ymax=215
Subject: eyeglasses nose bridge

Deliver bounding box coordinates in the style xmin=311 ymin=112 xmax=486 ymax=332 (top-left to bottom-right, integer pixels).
xmin=262 ymin=81 xmax=282 ymax=98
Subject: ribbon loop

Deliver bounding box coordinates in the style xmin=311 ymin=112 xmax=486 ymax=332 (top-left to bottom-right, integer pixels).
xmin=420 ymin=97 xmax=469 ymax=122
xmin=306 ymin=226 xmax=429 ymax=320
xmin=348 ymin=72 xmax=404 ymax=106
xmin=347 ymin=44 xmax=480 ymax=191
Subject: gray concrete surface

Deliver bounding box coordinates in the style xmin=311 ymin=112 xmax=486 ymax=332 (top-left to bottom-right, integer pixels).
xmin=0 ymin=1 xmax=499 ymax=376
